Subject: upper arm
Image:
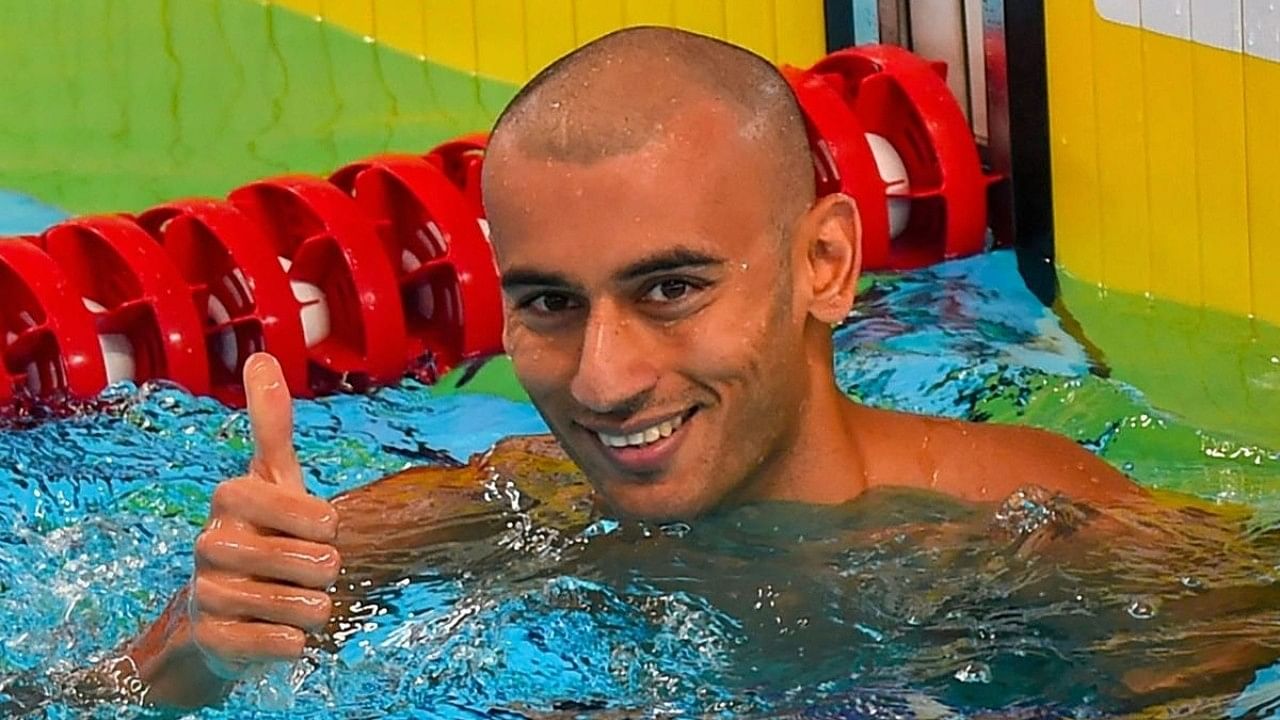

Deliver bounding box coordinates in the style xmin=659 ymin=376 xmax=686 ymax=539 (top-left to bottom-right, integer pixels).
xmin=970 ymin=425 xmax=1141 ymax=503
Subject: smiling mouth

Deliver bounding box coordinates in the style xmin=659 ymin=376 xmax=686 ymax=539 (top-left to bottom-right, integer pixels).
xmin=594 ymin=412 xmax=689 ymax=448
xmin=583 ymin=408 xmax=698 ymax=474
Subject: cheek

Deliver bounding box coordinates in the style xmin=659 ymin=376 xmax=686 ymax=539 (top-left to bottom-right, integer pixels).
xmin=504 ymin=325 xmax=574 ymax=401
xmin=676 ymin=293 xmax=793 ymax=383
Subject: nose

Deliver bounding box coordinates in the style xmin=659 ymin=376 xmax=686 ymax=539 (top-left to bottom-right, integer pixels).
xmin=570 ymin=300 xmax=659 ymax=414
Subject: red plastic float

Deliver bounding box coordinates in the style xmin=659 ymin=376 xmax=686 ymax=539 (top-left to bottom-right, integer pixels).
xmin=228 ymin=176 xmax=408 ymax=390
xmin=38 ymin=216 xmax=211 ymax=396
xmin=330 ymin=154 xmax=503 ymax=378
xmin=783 ymin=66 xmax=897 ymax=272
xmin=422 ymin=133 xmax=489 ymax=221
xmin=135 ymin=200 xmax=312 ymax=404
xmin=0 ymin=239 xmax=108 ymax=398
xmin=797 ymin=44 xmax=995 ymax=270
xmin=0 ymin=45 xmax=1003 ymax=408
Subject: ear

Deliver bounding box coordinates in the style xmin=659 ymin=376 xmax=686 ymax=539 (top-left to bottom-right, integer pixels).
xmin=801 ymin=193 xmax=861 ymax=324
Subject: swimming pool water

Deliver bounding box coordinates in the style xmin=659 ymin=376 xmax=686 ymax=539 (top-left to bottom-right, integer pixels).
xmin=0 ymin=249 xmax=1277 ymax=718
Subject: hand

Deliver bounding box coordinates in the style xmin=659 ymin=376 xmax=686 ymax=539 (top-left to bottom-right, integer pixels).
xmin=187 ymin=353 xmax=341 ymax=678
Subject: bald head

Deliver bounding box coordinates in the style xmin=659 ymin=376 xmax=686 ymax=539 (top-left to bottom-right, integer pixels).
xmin=484 ymin=26 xmax=816 ymax=230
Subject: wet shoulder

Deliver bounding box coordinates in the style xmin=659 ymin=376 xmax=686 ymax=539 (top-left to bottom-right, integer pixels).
xmin=862 ymin=408 xmax=1140 ymax=504
xmin=478 ymin=434 xmax=580 ymax=479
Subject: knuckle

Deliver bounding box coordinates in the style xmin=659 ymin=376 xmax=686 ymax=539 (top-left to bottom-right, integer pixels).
xmin=274 ymin=626 xmax=307 ymax=659
xmin=315 ymin=506 xmax=339 ymax=542
xmin=318 ymin=548 xmax=342 ymax=587
xmin=303 ymin=594 xmax=334 ymax=630
xmin=209 ymin=479 xmax=244 ymax=516
xmin=191 ymin=619 xmax=228 ymax=655
xmin=193 ymin=530 xmax=219 ymax=562
xmin=285 ymin=627 xmax=307 ymax=654
xmin=190 ymin=576 xmax=218 ymax=615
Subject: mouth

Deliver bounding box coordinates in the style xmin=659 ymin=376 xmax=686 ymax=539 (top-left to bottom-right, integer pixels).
xmin=582 ymin=408 xmax=698 ymax=477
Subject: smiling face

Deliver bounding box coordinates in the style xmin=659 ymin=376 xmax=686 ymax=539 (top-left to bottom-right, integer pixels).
xmin=486 ymin=104 xmax=825 ymax=521
xmin=480 ymin=27 xmax=861 ymax=520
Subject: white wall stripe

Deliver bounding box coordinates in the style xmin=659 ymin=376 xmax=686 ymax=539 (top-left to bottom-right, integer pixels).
xmin=1141 ymin=0 xmax=1191 ymax=39
xmin=1243 ymin=0 xmax=1280 ymax=62
xmin=1096 ymin=0 xmax=1276 ymax=59
xmin=1190 ymin=0 xmax=1243 ymax=52
xmin=1097 ymin=0 xmax=1141 ymax=25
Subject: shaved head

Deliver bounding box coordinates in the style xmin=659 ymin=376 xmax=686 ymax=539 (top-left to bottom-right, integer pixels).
xmin=484 ymin=26 xmax=816 ymax=230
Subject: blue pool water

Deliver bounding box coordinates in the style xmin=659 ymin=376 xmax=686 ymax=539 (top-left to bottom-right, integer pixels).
xmin=0 ymin=247 xmax=1278 ymax=718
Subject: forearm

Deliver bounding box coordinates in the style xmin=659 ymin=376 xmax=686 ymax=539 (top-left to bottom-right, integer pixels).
xmin=119 ymin=585 xmax=234 ymax=709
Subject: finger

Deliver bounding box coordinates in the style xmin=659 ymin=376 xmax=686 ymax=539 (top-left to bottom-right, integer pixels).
xmin=192 ymin=618 xmax=308 ymax=667
xmin=211 ymin=478 xmax=338 ymax=543
xmin=195 ymin=531 xmax=341 ymax=590
xmin=243 ymin=353 xmax=304 ymax=492
xmin=192 ymin=575 xmax=332 ymax=632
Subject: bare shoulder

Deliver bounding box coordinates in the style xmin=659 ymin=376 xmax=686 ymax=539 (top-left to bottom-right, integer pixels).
xmin=931 ymin=419 xmax=1141 ymax=504
xmin=485 ymin=433 xmax=574 ymax=465
xmin=860 ymin=407 xmax=1142 ymax=504
xmin=331 ymin=434 xmax=581 ymax=552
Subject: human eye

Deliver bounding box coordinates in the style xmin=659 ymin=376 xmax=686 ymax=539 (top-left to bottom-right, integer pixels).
xmin=517 ymin=291 xmax=582 ymax=315
xmin=641 ymin=278 xmax=703 ymax=304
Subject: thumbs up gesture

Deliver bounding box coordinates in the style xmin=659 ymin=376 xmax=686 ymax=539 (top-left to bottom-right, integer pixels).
xmin=188 ymin=353 xmax=341 ymax=679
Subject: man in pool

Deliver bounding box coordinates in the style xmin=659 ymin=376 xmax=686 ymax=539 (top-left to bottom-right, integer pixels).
xmin=107 ymin=27 xmax=1262 ymax=709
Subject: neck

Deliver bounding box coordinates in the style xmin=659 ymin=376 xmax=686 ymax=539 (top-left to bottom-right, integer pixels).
xmin=741 ymin=336 xmax=869 ymax=506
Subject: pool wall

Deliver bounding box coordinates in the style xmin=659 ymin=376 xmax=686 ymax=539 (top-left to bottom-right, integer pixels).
xmin=267 ymin=0 xmax=827 ymax=86
xmin=2 ymin=0 xmax=1277 ymax=445
xmin=1047 ymin=1 xmax=1280 ymax=324
xmin=1044 ymin=1 xmax=1280 ymax=447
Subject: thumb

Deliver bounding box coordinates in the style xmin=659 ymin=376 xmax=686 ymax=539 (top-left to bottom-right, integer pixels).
xmin=243 ymin=352 xmax=305 ymax=493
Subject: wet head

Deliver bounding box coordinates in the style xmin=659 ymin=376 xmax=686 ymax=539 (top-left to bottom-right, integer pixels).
xmin=482 ymin=27 xmax=862 ymax=521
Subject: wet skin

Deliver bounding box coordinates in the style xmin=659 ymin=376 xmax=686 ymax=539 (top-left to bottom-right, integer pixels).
xmin=114 ymin=103 xmax=1149 ymax=707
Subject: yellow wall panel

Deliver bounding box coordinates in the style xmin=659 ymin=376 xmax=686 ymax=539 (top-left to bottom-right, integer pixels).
xmin=725 ymin=0 xmax=777 ymax=62
xmin=573 ymin=1 xmax=626 ymax=46
xmin=1050 ymin=1 xmax=1280 ymax=320
xmin=1139 ymin=31 xmax=1201 ymax=307
xmin=272 ymin=0 xmax=825 ymax=84
xmin=1244 ymin=54 xmax=1280 ymax=325
xmin=673 ymin=2 xmax=725 ymax=39
xmin=773 ymin=0 xmax=824 ymax=68
xmin=1045 ymin=0 xmax=1103 ymax=283
xmin=524 ymin=0 xmax=576 ymax=76
xmin=474 ymin=0 xmax=527 ymax=84
xmin=420 ymin=0 xmax=478 ymax=77
xmin=271 ymin=0 xmax=321 ymax=18
xmin=623 ymin=0 xmax=674 ymax=26
xmin=372 ymin=0 xmax=426 ymax=58
xmin=1090 ymin=12 xmax=1150 ymax=296
xmin=1191 ymin=44 xmax=1252 ymax=317
xmin=321 ymin=0 xmax=374 ymax=39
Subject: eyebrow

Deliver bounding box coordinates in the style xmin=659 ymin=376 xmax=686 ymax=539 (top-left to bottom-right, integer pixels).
xmin=613 ymin=247 xmax=727 ymax=283
xmin=500 ymin=246 xmax=727 ymax=292
xmin=500 ymin=268 xmax=579 ymax=292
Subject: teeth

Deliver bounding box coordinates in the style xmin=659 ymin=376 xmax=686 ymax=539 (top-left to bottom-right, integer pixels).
xmin=597 ymin=414 xmax=685 ymax=449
